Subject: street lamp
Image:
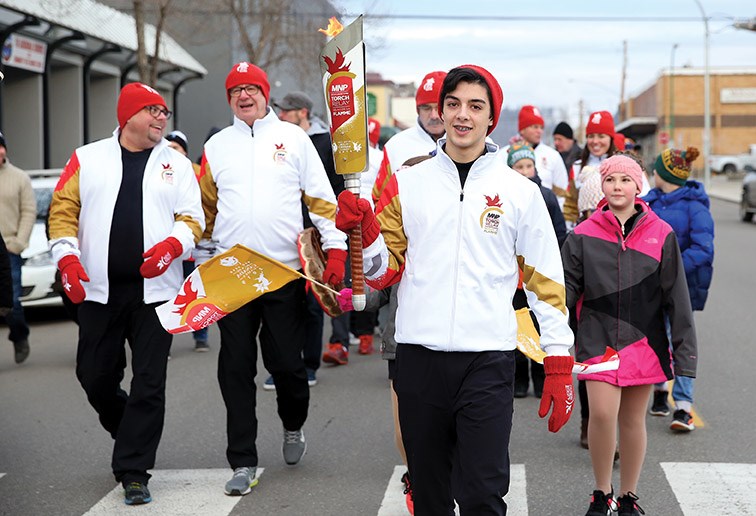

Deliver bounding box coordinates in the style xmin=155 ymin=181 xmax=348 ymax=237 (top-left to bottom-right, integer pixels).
xmin=693 ymin=0 xmax=710 ymax=190
xmin=669 ymin=43 xmax=679 ymax=144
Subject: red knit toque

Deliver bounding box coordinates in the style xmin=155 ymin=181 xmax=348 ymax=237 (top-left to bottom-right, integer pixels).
xmin=117 ymin=83 xmax=167 ymax=129
xmin=368 ymin=117 xmax=381 ymax=147
xmin=518 ymin=105 xmax=544 ymax=131
xmin=225 ymin=62 xmax=270 ymax=103
xmin=586 ymin=110 xmax=615 ymax=136
xmin=415 ymin=71 xmax=447 ymax=107
xmin=447 ymin=64 xmax=504 ymax=136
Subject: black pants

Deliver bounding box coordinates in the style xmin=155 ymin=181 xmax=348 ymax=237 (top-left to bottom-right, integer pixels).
xmin=76 ymin=285 xmax=171 ymax=485
xmin=395 ymin=344 xmax=515 ymax=516
xmin=514 ymin=350 xmax=545 ymax=392
xmin=301 ymin=290 xmax=324 ymax=371
xmin=217 ymin=278 xmax=309 ymax=469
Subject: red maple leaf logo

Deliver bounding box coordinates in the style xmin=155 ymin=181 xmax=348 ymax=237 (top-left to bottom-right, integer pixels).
xmin=275 ymin=143 xmax=285 ymax=150
xmin=162 ymin=163 xmax=171 ymax=169
xmin=323 ymin=48 xmax=351 ymax=74
xmin=485 ymin=194 xmax=502 ymax=208
xmin=173 ymin=276 xmax=199 ymax=315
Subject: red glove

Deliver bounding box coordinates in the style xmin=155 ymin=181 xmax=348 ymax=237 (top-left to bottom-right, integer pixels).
xmin=58 ymin=255 xmax=89 ymax=304
xmin=323 ymin=248 xmax=347 ymax=287
xmin=140 ymin=237 xmax=182 ymax=279
xmin=336 ymin=288 xmax=354 ymax=312
xmin=335 ymin=191 xmax=381 ymax=247
xmin=538 ymin=355 xmax=575 ymax=433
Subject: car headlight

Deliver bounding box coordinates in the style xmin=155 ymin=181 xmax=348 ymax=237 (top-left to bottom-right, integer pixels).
xmin=24 ymin=250 xmax=54 ymax=267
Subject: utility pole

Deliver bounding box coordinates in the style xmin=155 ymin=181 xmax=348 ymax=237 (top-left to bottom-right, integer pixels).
xmin=578 ymin=98 xmax=585 ymax=145
xmin=619 ymin=40 xmax=627 ymax=122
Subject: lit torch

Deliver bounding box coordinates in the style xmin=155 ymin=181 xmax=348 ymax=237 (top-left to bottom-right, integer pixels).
xmin=319 ymin=16 xmax=369 ymax=311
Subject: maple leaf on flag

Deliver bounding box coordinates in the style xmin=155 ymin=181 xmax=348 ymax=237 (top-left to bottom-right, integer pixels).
xmin=173 ymin=276 xmax=199 ymax=315
xmin=323 ymin=48 xmax=351 ymax=74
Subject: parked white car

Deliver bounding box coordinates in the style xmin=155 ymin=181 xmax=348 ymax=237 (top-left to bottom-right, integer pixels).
xmin=20 ymin=169 xmax=62 ymax=307
xmin=710 ymin=144 xmax=756 ymax=175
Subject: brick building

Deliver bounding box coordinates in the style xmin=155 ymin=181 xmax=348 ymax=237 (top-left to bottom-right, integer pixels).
xmin=618 ymin=67 xmax=756 ymax=174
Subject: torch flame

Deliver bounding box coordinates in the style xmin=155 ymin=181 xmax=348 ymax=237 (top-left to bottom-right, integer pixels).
xmin=319 ymin=17 xmax=344 ymax=37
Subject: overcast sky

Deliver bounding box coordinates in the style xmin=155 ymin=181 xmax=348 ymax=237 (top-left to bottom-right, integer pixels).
xmin=334 ymin=0 xmax=756 ymax=125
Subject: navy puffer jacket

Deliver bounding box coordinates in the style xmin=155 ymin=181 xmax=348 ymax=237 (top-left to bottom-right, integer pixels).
xmin=643 ymin=180 xmax=714 ymax=310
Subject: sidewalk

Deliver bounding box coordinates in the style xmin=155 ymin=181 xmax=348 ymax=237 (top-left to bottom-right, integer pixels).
xmin=704 ymin=174 xmax=741 ymax=203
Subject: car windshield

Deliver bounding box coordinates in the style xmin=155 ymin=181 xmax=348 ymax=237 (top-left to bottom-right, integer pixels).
xmin=34 ymin=186 xmax=53 ymax=222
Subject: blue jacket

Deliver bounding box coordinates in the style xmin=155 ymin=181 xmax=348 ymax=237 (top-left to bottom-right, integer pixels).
xmin=643 ymin=181 xmax=714 ymax=310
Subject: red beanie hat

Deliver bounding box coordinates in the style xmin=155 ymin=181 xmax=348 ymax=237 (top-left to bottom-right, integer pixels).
xmin=225 ymin=62 xmax=270 ymax=103
xmin=613 ymin=132 xmax=626 ymax=150
xmin=117 ymin=82 xmax=167 ymax=129
xmin=586 ymin=110 xmax=615 ymax=136
xmin=518 ymin=105 xmax=544 ymax=131
xmin=443 ymin=64 xmax=503 ymax=136
xmin=367 ymin=117 xmax=381 ymax=147
xmin=415 ymin=71 xmax=447 ymax=107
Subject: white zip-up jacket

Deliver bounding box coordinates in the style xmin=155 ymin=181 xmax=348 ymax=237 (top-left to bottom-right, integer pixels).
xmin=197 ymin=111 xmax=346 ymax=268
xmin=363 ymin=140 xmax=573 ymax=354
xmin=48 ymin=130 xmax=204 ymax=304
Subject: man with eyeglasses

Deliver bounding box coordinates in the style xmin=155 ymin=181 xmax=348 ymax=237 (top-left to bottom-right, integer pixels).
xmin=371 ymin=70 xmax=447 ymax=202
xmin=48 ymin=82 xmax=204 ymax=506
xmin=196 ymin=62 xmax=347 ymax=496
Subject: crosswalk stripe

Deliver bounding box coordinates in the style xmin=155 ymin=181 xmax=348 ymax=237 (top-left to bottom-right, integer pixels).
xmin=82 ymin=468 xmax=264 ymax=515
xmin=377 ymin=464 xmax=528 ymax=515
xmin=661 ymin=462 xmax=756 ymax=515
xmin=0 ymin=473 xmax=5 ymax=480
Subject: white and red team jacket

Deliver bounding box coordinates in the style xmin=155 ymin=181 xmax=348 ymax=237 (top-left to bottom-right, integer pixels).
xmin=48 ymin=130 xmax=205 ymax=304
xmin=363 ymin=140 xmax=574 ymax=355
xmin=372 ymin=123 xmax=437 ymax=204
xmin=196 ymin=110 xmax=346 ymax=268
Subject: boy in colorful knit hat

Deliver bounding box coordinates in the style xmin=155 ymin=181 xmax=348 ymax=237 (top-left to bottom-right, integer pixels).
xmin=643 ymin=147 xmax=713 ymax=432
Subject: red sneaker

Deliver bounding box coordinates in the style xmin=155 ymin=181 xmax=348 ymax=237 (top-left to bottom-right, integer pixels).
xmin=322 ymin=343 xmax=349 ymax=365
xmin=358 ymin=334 xmax=374 ymax=355
xmin=401 ymin=471 xmax=414 ymax=515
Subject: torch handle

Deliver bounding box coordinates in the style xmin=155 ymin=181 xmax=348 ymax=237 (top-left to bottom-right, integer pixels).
xmin=344 ymin=174 xmax=366 ymax=311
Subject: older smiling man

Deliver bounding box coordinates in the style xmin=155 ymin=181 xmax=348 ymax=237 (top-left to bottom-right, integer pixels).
xmin=196 ymin=62 xmax=347 ymax=497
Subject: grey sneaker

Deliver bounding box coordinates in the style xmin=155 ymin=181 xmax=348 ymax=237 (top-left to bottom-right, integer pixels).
xmin=13 ymin=339 xmax=29 ymax=364
xmin=224 ymin=466 xmax=258 ymax=496
xmin=194 ymin=339 xmax=210 ymax=352
xmin=283 ymin=428 xmax=306 ymax=465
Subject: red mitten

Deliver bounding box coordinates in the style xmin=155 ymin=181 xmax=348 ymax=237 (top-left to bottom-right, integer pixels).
xmin=323 ymin=249 xmax=347 ymax=287
xmin=335 ymin=191 xmax=381 ymax=247
xmin=140 ymin=237 xmax=182 ymax=279
xmin=336 ymin=288 xmax=354 ymax=312
xmin=538 ymin=355 xmax=575 ymax=433
xmin=58 ymin=255 xmax=90 ymax=304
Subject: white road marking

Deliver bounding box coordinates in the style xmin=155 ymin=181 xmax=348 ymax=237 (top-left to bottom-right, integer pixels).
xmin=661 ymin=462 xmax=756 ymax=516
xmin=377 ymin=464 xmax=527 ymax=516
xmin=83 ymin=468 xmax=264 ymax=516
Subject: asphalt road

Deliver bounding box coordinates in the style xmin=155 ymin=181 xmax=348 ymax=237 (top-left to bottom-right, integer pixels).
xmin=1 ymin=197 xmax=755 ymax=516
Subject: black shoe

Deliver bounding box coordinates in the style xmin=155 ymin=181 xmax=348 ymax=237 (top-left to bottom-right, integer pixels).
xmin=124 ymin=482 xmax=152 ymax=505
xmin=670 ymin=409 xmax=695 ymax=432
xmin=617 ymin=492 xmax=645 ymax=515
xmin=585 ymin=489 xmax=614 ymax=516
xmin=13 ymin=339 xmax=29 ymax=364
xmin=514 ymin=384 xmax=529 ymax=398
xmin=649 ymin=390 xmax=670 ymax=416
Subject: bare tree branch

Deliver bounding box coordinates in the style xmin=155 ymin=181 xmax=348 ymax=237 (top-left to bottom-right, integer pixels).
xmin=133 ymin=0 xmax=149 ymax=83
xmin=148 ymin=0 xmax=172 ymax=86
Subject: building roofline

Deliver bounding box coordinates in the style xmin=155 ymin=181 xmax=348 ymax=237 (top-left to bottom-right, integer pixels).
xmin=0 ymin=0 xmax=206 ymax=75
